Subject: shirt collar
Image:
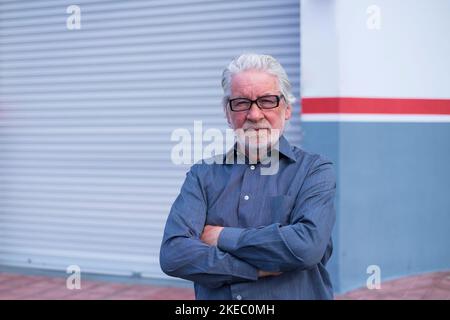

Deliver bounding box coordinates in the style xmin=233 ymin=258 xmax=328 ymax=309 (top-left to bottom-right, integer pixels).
xmin=223 ymin=134 xmax=297 ymax=164
xmin=276 ymin=135 xmax=297 ymax=162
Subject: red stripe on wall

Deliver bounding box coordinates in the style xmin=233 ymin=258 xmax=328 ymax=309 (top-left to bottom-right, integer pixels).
xmin=301 ymin=97 xmax=450 ymax=114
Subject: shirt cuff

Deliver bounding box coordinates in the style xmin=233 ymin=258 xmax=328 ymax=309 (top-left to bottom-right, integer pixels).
xmin=218 ymin=227 xmax=244 ymax=252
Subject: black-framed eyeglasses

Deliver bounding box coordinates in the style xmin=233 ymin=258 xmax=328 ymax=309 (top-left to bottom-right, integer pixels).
xmin=228 ymin=95 xmax=284 ymax=112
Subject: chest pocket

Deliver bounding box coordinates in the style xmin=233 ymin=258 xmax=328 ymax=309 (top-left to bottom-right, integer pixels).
xmin=268 ymin=195 xmax=295 ymax=225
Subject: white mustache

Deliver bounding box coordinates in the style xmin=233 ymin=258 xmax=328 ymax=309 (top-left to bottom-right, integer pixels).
xmin=242 ymin=123 xmax=272 ymax=131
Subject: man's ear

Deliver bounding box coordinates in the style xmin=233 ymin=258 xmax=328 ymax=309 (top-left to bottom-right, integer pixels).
xmin=285 ymin=103 xmax=292 ymax=120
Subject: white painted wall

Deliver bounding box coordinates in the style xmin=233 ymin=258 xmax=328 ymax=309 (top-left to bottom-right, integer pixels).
xmin=301 ymin=0 xmax=450 ymax=99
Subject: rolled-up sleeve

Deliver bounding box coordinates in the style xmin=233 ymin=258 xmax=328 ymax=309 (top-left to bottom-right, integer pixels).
xmin=160 ymin=165 xmax=258 ymax=288
xmin=217 ymin=157 xmax=336 ymax=272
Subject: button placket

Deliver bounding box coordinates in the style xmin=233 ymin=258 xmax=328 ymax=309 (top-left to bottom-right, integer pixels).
xmin=242 ymin=165 xmax=256 ymax=202
xmin=237 ymin=164 xmax=259 ymax=225
xmin=240 ymin=166 xmax=253 ymax=204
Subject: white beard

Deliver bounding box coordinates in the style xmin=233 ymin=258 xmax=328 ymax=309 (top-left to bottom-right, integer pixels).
xmin=235 ymin=127 xmax=282 ymax=163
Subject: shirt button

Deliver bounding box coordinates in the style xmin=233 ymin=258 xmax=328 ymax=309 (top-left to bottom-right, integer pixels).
xmin=250 ymin=165 xmax=255 ymax=170
xmin=244 ymin=195 xmax=249 ymax=200
xmin=236 ymin=295 xmax=242 ymax=300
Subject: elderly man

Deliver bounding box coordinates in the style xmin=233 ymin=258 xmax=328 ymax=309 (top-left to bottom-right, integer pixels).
xmin=160 ymin=53 xmax=336 ymax=300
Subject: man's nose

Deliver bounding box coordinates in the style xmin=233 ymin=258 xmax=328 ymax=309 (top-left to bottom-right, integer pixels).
xmin=246 ymin=101 xmax=264 ymax=122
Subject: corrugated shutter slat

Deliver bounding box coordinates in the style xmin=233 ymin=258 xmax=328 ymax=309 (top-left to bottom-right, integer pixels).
xmin=0 ymin=0 xmax=300 ymax=280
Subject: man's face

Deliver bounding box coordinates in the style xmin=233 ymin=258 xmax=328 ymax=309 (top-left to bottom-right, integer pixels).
xmin=226 ymin=70 xmax=292 ymax=153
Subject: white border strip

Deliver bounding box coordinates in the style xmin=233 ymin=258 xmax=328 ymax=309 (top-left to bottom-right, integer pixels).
xmin=301 ymin=113 xmax=450 ymax=123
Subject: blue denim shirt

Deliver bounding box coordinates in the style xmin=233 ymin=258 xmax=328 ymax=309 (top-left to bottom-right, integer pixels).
xmin=160 ymin=136 xmax=336 ymax=300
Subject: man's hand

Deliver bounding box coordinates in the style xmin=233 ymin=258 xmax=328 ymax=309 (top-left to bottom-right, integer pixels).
xmin=201 ymin=226 xmax=282 ymax=278
xmin=200 ymin=225 xmax=224 ymax=246
xmin=258 ymin=270 xmax=283 ymax=278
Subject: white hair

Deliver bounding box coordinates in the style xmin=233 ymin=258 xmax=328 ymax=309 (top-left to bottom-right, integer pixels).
xmin=221 ymin=53 xmax=296 ymax=109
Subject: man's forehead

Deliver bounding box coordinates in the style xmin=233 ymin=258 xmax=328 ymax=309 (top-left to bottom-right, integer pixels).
xmin=231 ymin=70 xmax=279 ymax=94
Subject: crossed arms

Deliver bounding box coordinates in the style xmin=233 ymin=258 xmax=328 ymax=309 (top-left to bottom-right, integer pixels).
xmin=159 ymin=157 xmax=336 ymax=288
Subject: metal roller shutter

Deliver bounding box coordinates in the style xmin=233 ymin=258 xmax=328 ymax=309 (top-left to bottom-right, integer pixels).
xmin=0 ymin=0 xmax=300 ymax=280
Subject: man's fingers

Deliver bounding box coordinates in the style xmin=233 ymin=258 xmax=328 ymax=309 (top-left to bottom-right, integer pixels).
xmin=258 ymin=270 xmax=282 ymax=278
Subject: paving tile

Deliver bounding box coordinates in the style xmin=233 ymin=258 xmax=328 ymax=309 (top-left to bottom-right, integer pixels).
xmin=0 ymin=270 xmax=448 ymax=300
xmin=402 ymin=291 xmax=426 ymax=300
xmin=423 ymin=287 xmax=450 ymax=300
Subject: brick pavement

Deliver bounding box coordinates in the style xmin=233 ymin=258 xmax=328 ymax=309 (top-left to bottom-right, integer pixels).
xmin=0 ymin=270 xmax=448 ymax=300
